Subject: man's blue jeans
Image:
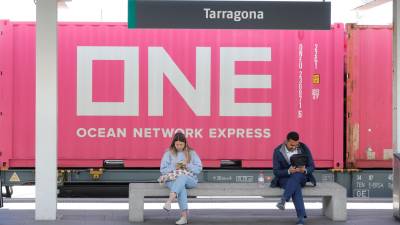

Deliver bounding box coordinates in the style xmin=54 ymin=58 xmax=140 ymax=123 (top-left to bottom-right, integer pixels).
xmin=279 ymin=172 xmax=307 ymax=218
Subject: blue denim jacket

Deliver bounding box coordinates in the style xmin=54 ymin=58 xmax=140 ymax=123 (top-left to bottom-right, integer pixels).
xmin=160 ymin=149 xmax=202 ymax=181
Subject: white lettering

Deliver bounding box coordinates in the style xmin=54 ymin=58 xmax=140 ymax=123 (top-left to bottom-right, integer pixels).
xmin=76 ymin=128 xmax=127 ymax=138
xmin=246 ymin=128 xmax=253 ymax=138
xmin=186 ymin=128 xmax=194 ymax=138
xmin=100 ymin=128 xmax=109 ymax=137
xmin=76 ymin=127 xmax=271 ymax=139
xmin=204 ymin=8 xmax=211 ymax=18
xmin=314 ymin=44 xmax=318 ymax=70
xmin=77 ymin=46 xmax=272 ymax=117
xmin=148 ymin=47 xmax=211 ymax=116
xmin=133 ymin=128 xmax=142 ymax=137
xmin=227 ymin=11 xmax=233 ymax=20
xmin=298 ymin=43 xmax=303 ymax=118
xmin=236 ymin=128 xmax=245 ymax=138
xmin=218 ymin=128 xmax=227 ymax=138
xmin=208 ymin=128 xmax=270 ymax=138
xmin=220 ymin=47 xmax=272 ymax=116
xmin=153 ymin=128 xmax=160 ymax=138
xmin=264 ymin=128 xmax=271 ymax=138
xmin=209 ymin=128 xmax=217 ymax=138
xmin=77 ymin=46 xmax=139 ymax=116
xmin=195 ymin=129 xmax=203 ymax=138
xmin=116 ymin=128 xmax=126 ymax=137
xmin=209 ymin=9 xmax=216 ymax=18
xmin=227 ymin=128 xmax=235 ymax=137
xmin=144 ymin=128 xmax=152 ymax=138
xmin=254 ymin=128 xmax=261 ymax=138
xmin=162 ymin=128 xmax=175 ymax=138
xmin=89 ymin=128 xmax=97 ymax=138
xmin=76 ymin=128 xmax=86 ymax=138
xmin=203 ymin=8 xmax=264 ymax=22
xmin=132 ymin=128 xmax=204 ymax=138
xmin=240 ymin=11 xmax=248 ymax=21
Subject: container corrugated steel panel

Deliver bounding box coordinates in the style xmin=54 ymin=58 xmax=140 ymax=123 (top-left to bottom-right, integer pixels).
xmin=0 ymin=21 xmax=344 ymax=168
xmin=346 ymin=24 xmax=392 ymax=168
xmin=0 ymin=20 xmax=14 ymax=170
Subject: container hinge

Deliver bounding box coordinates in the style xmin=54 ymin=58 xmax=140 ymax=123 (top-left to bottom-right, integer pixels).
xmin=89 ymin=168 xmax=104 ymax=181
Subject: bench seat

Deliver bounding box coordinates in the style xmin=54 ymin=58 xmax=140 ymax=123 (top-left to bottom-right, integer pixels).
xmin=129 ymin=182 xmax=347 ymax=222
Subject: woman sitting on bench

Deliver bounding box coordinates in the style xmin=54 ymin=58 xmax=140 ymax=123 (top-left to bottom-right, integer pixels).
xmin=160 ymin=132 xmax=203 ymax=225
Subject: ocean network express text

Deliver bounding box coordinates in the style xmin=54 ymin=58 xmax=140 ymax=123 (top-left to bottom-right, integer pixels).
xmin=76 ymin=127 xmax=271 ymax=139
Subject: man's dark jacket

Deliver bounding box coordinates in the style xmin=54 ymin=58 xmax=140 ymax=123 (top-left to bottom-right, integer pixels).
xmin=270 ymin=142 xmax=316 ymax=188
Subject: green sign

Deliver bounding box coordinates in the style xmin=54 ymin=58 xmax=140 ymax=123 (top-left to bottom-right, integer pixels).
xmin=128 ymin=0 xmax=136 ymax=28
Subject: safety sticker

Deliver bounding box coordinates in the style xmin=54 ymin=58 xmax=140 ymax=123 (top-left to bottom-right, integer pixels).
xmin=9 ymin=172 xmax=20 ymax=182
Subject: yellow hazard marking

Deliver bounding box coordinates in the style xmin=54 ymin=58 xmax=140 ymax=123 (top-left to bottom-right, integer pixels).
xmin=9 ymin=172 xmax=20 ymax=182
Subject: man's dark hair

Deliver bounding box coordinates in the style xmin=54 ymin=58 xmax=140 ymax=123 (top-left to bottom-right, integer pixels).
xmin=286 ymin=131 xmax=299 ymax=141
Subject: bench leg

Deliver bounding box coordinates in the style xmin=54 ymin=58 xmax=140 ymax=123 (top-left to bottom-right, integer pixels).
xmin=322 ymin=196 xmax=330 ymax=217
xmin=322 ymin=194 xmax=347 ymax=221
xmin=129 ymin=193 xmax=144 ymax=222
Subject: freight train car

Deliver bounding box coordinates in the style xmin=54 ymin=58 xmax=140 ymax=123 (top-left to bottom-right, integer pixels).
xmin=0 ymin=21 xmax=393 ymax=197
xmin=0 ymin=21 xmax=344 ymax=168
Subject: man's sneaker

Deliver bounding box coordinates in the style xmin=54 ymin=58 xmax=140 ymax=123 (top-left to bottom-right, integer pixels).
xmin=175 ymin=217 xmax=188 ymax=225
xmin=296 ymin=218 xmax=305 ymax=225
xmin=163 ymin=202 xmax=171 ymax=212
xmin=276 ymin=199 xmax=285 ymax=210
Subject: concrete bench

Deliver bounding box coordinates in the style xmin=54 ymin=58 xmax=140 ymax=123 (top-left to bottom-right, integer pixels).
xmin=129 ymin=182 xmax=347 ymax=222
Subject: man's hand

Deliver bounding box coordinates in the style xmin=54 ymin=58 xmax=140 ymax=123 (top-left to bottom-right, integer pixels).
xmin=296 ymin=166 xmax=306 ymax=174
xmin=288 ymin=166 xmax=297 ymax=174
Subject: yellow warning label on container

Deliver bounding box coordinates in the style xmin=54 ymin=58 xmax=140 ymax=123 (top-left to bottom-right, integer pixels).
xmin=9 ymin=172 xmax=20 ymax=182
xmin=312 ymin=74 xmax=320 ymax=84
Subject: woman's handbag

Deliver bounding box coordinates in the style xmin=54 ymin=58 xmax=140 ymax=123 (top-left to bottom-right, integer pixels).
xmin=157 ymin=169 xmax=194 ymax=184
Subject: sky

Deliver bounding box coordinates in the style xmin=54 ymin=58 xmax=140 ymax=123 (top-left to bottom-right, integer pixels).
xmin=0 ymin=0 xmax=394 ymax=25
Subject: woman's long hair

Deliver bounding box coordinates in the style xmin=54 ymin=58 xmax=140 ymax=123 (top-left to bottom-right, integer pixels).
xmin=169 ymin=132 xmax=192 ymax=163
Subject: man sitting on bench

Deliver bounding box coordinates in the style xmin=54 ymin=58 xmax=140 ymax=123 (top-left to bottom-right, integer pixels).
xmin=270 ymin=131 xmax=316 ymax=225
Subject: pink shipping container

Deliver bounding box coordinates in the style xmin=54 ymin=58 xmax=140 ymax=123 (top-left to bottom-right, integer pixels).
xmin=346 ymin=24 xmax=393 ymax=168
xmin=0 ymin=21 xmax=344 ymax=169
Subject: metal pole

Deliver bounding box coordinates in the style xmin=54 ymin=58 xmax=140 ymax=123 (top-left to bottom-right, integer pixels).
xmin=35 ymin=0 xmax=58 ymax=220
xmin=393 ymin=0 xmax=400 ymax=219
xmin=394 ymin=1 xmax=400 ymax=153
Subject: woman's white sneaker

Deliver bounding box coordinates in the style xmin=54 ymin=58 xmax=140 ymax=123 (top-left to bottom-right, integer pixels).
xmin=175 ymin=217 xmax=188 ymax=225
xmin=163 ymin=202 xmax=171 ymax=212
